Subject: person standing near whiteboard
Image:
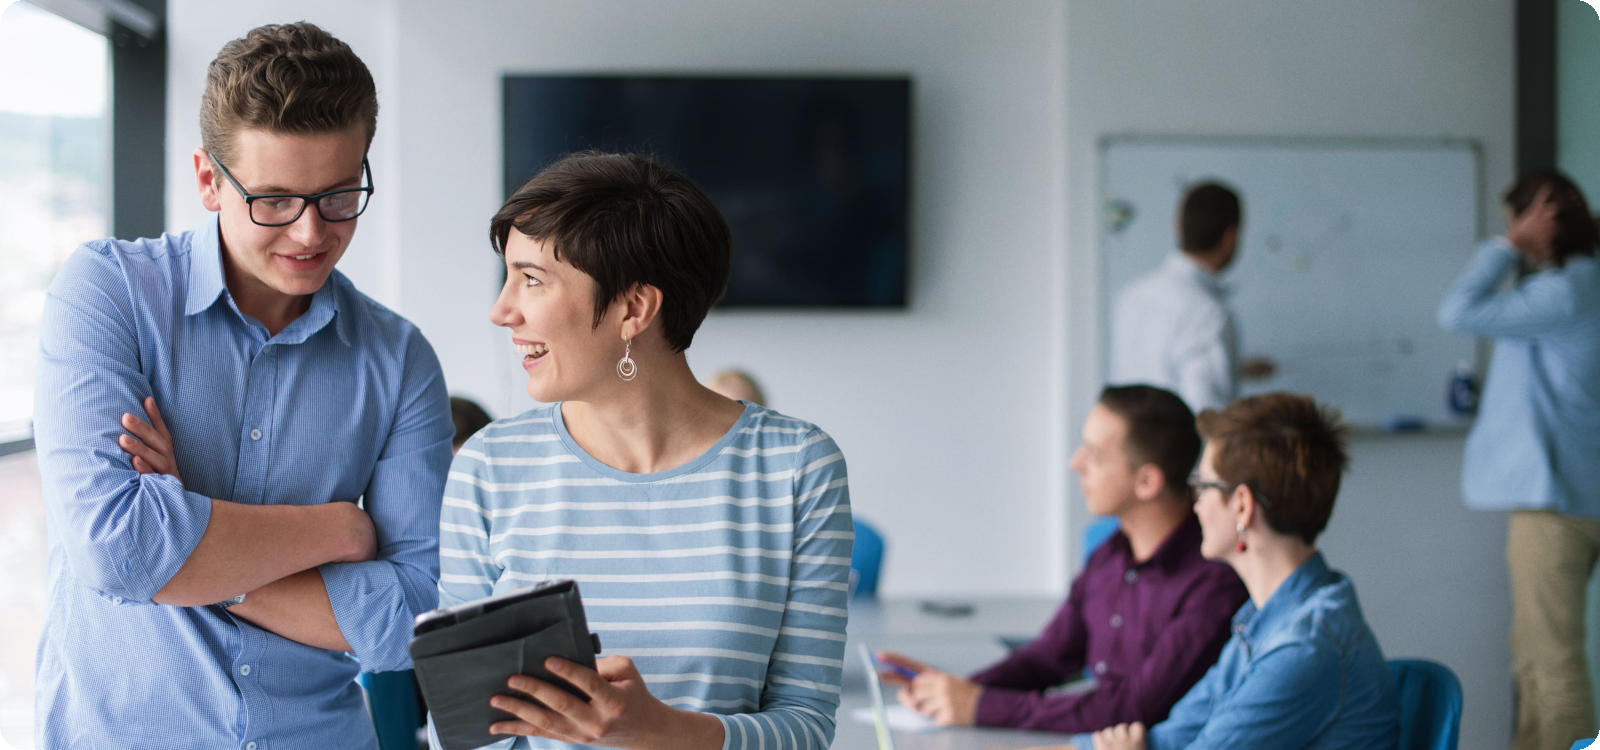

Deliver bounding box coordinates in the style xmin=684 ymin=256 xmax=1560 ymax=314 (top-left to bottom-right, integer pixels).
xmin=1111 ymin=182 xmax=1271 ymax=413
xmin=1437 ymin=171 xmax=1600 ymax=750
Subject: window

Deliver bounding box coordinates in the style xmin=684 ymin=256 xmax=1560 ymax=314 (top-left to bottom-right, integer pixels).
xmin=0 ymin=2 xmax=134 ymax=746
xmin=0 ymin=0 xmax=110 ymax=447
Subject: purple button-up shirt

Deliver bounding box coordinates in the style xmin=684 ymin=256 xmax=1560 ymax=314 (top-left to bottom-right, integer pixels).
xmin=970 ymin=513 xmax=1245 ymax=732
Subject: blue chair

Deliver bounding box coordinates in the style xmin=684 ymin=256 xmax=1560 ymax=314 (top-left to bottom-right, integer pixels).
xmin=1389 ymin=658 xmax=1462 ymax=750
xmin=359 ymin=670 xmax=421 ymax=750
xmin=1082 ymin=516 xmax=1121 ymax=565
xmin=851 ymin=518 xmax=885 ymax=597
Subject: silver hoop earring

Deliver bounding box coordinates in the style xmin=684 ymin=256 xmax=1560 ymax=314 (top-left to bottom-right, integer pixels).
xmin=616 ymin=338 xmax=638 ymax=382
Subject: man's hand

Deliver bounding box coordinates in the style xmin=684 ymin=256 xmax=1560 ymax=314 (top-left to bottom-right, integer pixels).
xmin=878 ymin=652 xmax=981 ymax=727
xmin=119 ymin=397 xmax=183 ymax=485
xmin=1092 ymin=721 xmax=1148 ymax=750
xmin=1240 ymin=356 xmax=1277 ymax=380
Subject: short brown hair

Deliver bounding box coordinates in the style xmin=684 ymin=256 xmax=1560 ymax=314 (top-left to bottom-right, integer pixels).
xmin=489 ymin=152 xmax=732 ymax=352
xmin=200 ymin=22 xmax=377 ymax=166
xmin=1502 ymin=170 xmax=1598 ymax=266
xmin=1196 ymin=393 xmax=1348 ymax=545
xmin=1179 ymin=181 xmax=1241 ymax=253
xmin=1097 ymin=384 xmax=1200 ymax=497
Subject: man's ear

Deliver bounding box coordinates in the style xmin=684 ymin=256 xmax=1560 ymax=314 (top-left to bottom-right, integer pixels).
xmin=1132 ymin=463 xmax=1166 ymax=502
xmin=1218 ymin=224 xmax=1239 ymax=251
xmin=194 ymin=148 xmax=222 ymax=212
xmin=617 ymin=283 xmax=664 ymax=343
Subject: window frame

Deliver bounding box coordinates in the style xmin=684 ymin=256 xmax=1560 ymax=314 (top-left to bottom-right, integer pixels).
xmin=0 ymin=0 xmax=165 ymax=456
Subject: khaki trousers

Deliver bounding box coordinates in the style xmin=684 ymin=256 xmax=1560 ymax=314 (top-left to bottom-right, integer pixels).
xmin=1509 ymin=510 xmax=1600 ymax=750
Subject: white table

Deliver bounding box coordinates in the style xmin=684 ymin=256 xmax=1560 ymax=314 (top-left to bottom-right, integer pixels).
xmin=832 ymin=597 xmax=1082 ymax=749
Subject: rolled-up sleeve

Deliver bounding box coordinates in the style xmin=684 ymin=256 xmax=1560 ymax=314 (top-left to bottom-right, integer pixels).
xmin=321 ymin=328 xmax=452 ymax=672
xmin=33 ymin=243 xmax=213 ymax=603
xmin=715 ymin=429 xmax=852 ymax=750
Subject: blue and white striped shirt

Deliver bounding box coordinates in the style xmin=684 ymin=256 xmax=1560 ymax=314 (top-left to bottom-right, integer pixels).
xmin=33 ymin=216 xmax=453 ymax=749
xmin=436 ymin=402 xmax=852 ymax=749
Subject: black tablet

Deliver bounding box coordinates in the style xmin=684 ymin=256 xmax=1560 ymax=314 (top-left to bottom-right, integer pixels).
xmin=411 ymin=579 xmax=601 ymax=750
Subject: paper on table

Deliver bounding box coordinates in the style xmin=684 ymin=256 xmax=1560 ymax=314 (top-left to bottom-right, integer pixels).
xmin=850 ymin=704 xmax=940 ymax=733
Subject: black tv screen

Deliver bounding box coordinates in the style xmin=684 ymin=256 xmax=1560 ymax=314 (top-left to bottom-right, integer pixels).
xmin=503 ymin=75 xmax=911 ymax=308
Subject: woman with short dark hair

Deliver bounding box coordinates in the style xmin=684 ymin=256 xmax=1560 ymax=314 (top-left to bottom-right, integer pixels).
xmin=433 ymin=153 xmax=853 ymax=749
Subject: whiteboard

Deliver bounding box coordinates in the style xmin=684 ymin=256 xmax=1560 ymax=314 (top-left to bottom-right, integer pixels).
xmin=1099 ymin=136 xmax=1481 ymax=428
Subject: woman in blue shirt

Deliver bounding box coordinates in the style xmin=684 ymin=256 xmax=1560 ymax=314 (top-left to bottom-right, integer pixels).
xmin=1436 ymin=172 xmax=1600 ymax=750
xmin=1073 ymin=393 xmax=1399 ymax=750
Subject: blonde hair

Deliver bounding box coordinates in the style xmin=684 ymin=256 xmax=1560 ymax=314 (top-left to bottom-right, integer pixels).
xmin=708 ymin=370 xmax=766 ymax=405
xmin=200 ymin=22 xmax=377 ymax=166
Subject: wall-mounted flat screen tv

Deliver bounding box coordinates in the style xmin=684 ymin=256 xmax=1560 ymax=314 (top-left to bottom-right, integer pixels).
xmin=503 ymin=75 xmax=911 ymax=308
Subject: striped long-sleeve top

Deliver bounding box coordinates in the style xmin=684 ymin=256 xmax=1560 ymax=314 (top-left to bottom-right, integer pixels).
xmin=435 ymin=401 xmax=853 ymax=749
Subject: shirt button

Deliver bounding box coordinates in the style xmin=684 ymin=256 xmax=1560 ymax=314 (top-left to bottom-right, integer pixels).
xmin=1110 ymin=614 xmax=1124 ymax=628
xmin=1094 ymin=661 xmax=1108 ymax=675
xmin=1124 ymin=569 xmax=1139 ymax=584
xmin=111 ymin=596 xmax=124 ymax=605
xmin=246 ymin=743 xmax=257 ymax=750
xmin=249 ymin=428 xmax=262 ymax=441
xmin=240 ymin=664 xmax=252 ymax=676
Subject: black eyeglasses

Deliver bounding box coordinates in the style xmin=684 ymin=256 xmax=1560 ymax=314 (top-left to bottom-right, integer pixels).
xmin=209 ymin=153 xmax=374 ymax=227
xmin=1188 ymin=473 xmax=1271 ymax=510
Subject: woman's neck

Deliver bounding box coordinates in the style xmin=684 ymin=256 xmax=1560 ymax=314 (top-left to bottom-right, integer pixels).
xmin=560 ymin=356 xmax=746 ymax=475
xmin=1232 ymin=539 xmax=1317 ymax=609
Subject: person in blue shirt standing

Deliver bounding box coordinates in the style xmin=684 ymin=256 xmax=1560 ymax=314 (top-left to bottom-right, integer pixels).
xmin=31 ymin=22 xmax=452 ymax=750
xmin=1040 ymin=393 xmax=1399 ymax=750
xmin=1437 ymin=171 xmax=1600 ymax=750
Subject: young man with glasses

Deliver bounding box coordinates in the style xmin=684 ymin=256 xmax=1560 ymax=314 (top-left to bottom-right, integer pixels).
xmin=876 ymin=385 xmax=1244 ymax=735
xmin=32 ymin=22 xmax=451 ymax=749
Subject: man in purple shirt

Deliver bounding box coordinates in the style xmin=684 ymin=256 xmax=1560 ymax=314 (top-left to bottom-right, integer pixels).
xmin=878 ymin=385 xmax=1245 ymax=733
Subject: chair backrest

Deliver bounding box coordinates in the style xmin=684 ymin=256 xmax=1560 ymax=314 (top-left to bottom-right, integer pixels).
xmin=359 ymin=670 xmax=422 ymax=750
xmin=1389 ymin=658 xmax=1462 ymax=750
xmin=851 ymin=518 xmax=885 ymax=597
xmin=1082 ymin=516 xmax=1121 ymax=566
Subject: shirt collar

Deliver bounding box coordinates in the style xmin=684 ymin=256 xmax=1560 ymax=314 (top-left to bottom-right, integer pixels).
xmin=1150 ymin=512 xmax=1203 ymax=569
xmin=1232 ymin=550 xmax=1333 ymax=648
xmin=276 ymin=278 xmax=350 ymax=347
xmin=184 ymin=214 xmax=228 ymax=317
xmin=1163 ymin=251 xmax=1230 ymax=298
xmin=183 ymin=213 xmax=352 ymax=347
xmin=1112 ymin=511 xmax=1203 ymax=571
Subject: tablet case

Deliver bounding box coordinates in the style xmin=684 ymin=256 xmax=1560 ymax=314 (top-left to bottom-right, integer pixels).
xmin=411 ymin=579 xmax=601 ymax=750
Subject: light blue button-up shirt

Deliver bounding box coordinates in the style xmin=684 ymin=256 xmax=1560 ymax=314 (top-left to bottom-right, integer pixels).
xmin=1437 ymin=239 xmax=1600 ymax=516
xmin=1145 ymin=553 xmax=1399 ymax=750
xmin=32 ymin=216 xmax=452 ymax=749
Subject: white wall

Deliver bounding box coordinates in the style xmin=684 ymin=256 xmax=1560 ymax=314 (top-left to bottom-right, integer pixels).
xmin=1560 ymin=0 xmax=1600 ymax=200
xmin=1064 ymin=3 xmax=1514 ymax=747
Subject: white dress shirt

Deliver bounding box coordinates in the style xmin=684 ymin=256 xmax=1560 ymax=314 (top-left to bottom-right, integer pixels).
xmin=1110 ymin=252 xmax=1239 ymax=413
